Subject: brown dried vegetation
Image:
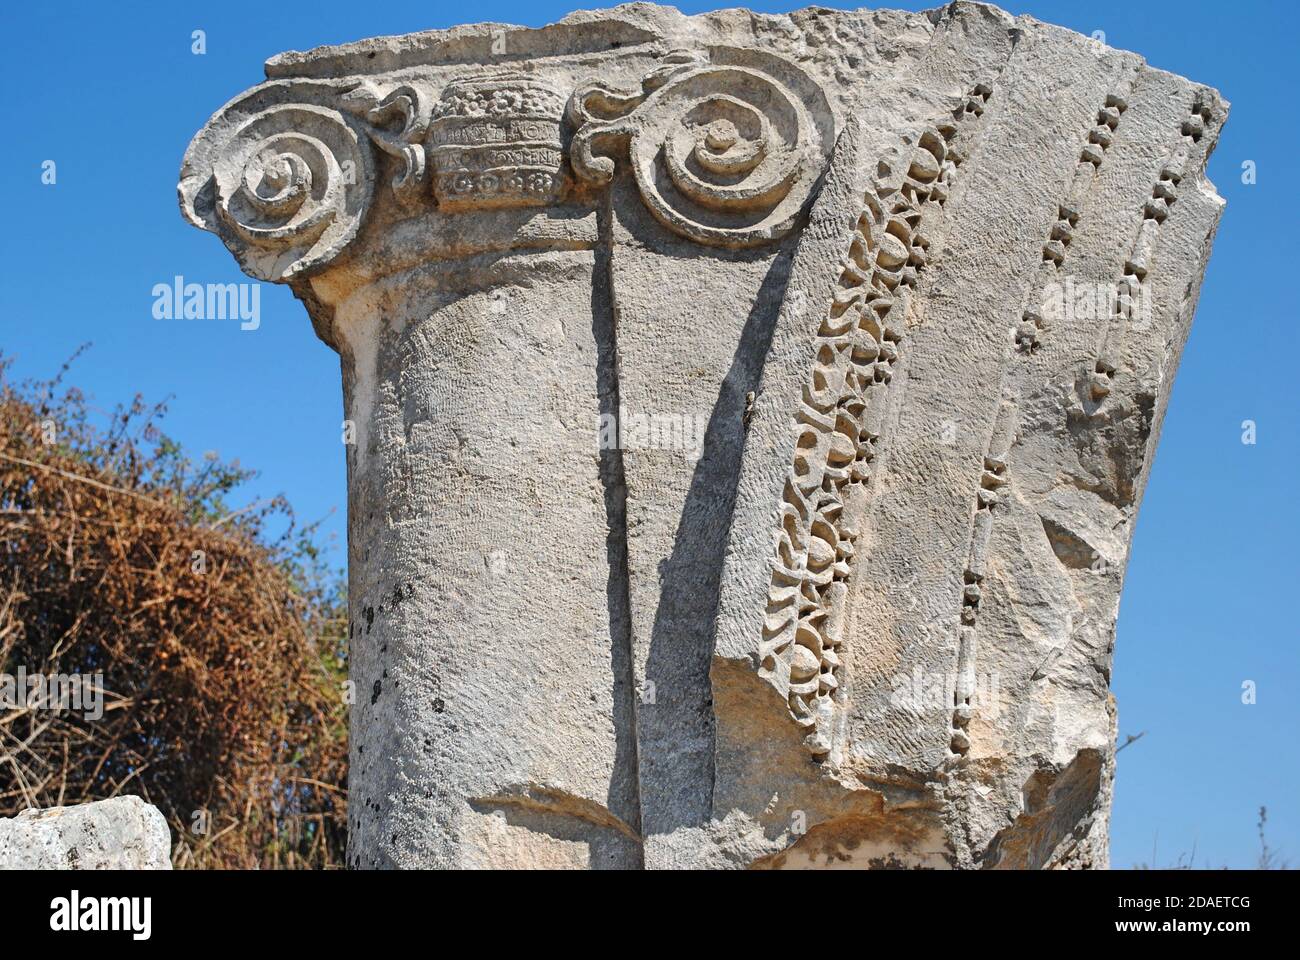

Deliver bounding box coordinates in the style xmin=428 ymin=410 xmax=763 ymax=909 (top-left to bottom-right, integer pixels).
xmin=0 ymin=352 xmax=348 ymax=868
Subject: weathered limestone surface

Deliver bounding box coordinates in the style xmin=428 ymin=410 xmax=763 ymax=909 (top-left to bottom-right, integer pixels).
xmin=179 ymin=3 xmax=1226 ymax=868
xmin=0 ymin=797 xmax=173 ymax=869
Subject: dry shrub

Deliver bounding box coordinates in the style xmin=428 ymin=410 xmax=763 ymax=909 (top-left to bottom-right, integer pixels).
xmin=0 ymin=351 xmax=347 ymax=868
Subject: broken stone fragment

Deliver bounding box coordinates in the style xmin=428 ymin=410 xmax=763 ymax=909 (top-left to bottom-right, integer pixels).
xmin=178 ymin=2 xmax=1226 ymax=869
xmin=0 ymin=797 xmax=173 ymax=870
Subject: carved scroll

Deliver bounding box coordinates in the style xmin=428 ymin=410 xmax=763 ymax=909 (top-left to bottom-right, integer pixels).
xmin=180 ymin=78 xmax=441 ymax=281
xmin=761 ymin=84 xmax=994 ymax=758
xmin=567 ymin=49 xmax=832 ymax=248
xmin=180 ymin=85 xmax=380 ymax=282
xmin=359 ymin=84 xmax=431 ymax=208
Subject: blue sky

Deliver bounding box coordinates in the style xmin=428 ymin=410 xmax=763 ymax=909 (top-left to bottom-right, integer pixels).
xmin=1 ymin=1 xmax=1294 ymax=868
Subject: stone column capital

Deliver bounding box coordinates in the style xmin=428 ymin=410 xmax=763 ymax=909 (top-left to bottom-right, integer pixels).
xmin=178 ymin=23 xmax=836 ymax=290
xmin=176 ymin=4 xmax=1227 ymax=870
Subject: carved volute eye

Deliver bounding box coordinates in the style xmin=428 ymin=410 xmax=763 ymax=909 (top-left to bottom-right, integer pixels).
xmin=241 ymin=149 xmax=313 ymax=218
xmin=669 ymin=96 xmax=770 ymax=188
